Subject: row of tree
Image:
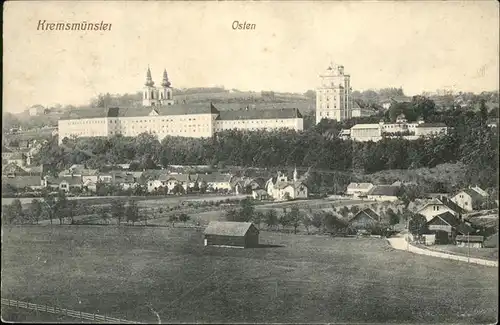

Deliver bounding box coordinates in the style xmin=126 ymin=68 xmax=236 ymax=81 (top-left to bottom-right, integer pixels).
xmin=221 ymin=199 xmax=402 ymax=236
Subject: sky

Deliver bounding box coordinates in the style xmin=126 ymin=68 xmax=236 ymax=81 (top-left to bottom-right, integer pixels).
xmin=3 ymin=1 xmax=499 ymax=113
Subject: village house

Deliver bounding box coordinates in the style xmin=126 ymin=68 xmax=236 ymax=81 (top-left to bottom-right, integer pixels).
xmin=265 ymin=168 xmax=308 ymax=201
xmin=252 ymin=189 xmax=269 ymax=201
xmin=98 ymin=171 xmax=140 ymax=190
xmin=423 ymin=212 xmax=477 ymax=244
xmin=232 ymin=177 xmax=265 ymax=195
xmin=6 ymin=152 xmax=27 ymax=167
xmin=146 ymin=173 xmax=201 ymax=193
xmin=44 ymin=176 xmax=84 ymax=192
xmin=348 ymin=208 xmax=382 ymax=232
xmin=416 ymin=197 xmax=465 ymax=222
xmin=366 ymin=185 xmax=400 ymax=202
xmin=455 ymin=235 xmax=484 ymax=248
xmin=346 ymin=182 xmax=374 ymax=197
xmin=451 ymin=187 xmax=488 ymax=212
xmin=199 ymin=172 xmax=234 ymax=192
xmin=203 ymin=221 xmax=259 ymax=248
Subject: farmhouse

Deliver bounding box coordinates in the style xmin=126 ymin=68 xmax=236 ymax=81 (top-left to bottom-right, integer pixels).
xmin=366 ymin=185 xmax=400 ymax=202
xmin=455 ymin=235 xmax=484 ymax=248
xmin=265 ymin=168 xmax=308 ymax=201
xmin=423 ymin=212 xmax=476 ymax=244
xmin=346 ymin=182 xmax=374 ymax=197
xmin=349 ymin=208 xmax=381 ymax=231
xmin=203 ymin=221 xmax=259 ymax=248
xmin=451 ymin=187 xmax=488 ymax=212
xmin=416 ymin=197 xmax=465 ymax=221
xmin=200 ymin=172 xmax=233 ymax=192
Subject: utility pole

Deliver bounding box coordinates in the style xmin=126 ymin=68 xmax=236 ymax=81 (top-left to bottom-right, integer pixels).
xmin=406 ymin=216 xmax=410 ymax=251
xmin=467 ymin=232 xmax=470 ymax=264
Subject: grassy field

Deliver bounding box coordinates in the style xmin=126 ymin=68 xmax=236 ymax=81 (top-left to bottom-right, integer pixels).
xmin=2 ymin=225 xmax=498 ymax=324
xmin=420 ymin=244 xmax=499 ymax=261
xmin=0 ymin=306 xmax=81 ymax=323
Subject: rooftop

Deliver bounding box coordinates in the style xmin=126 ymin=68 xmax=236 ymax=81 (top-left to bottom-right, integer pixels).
xmin=367 ymin=185 xmax=400 ymax=197
xmin=204 ymin=221 xmax=257 ymax=236
xmin=217 ymin=108 xmax=302 ymax=121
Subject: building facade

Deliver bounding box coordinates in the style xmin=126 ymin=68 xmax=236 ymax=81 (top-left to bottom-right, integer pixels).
xmin=340 ymin=115 xmax=448 ymax=142
xmin=316 ymin=63 xmax=352 ymax=124
xmin=265 ymin=168 xmax=308 ymax=201
xmin=58 ymin=68 xmax=304 ymax=144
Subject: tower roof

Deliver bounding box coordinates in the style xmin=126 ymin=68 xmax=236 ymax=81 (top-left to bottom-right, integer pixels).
xmin=162 ymin=69 xmax=171 ymax=87
xmin=145 ymin=66 xmax=154 ymax=87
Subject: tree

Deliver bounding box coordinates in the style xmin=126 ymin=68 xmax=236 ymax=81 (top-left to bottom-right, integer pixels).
xmin=349 ymin=205 xmax=360 ymax=215
xmin=169 ymin=214 xmax=179 ymax=227
xmin=44 ymin=194 xmax=56 ymax=225
xmin=302 ymin=215 xmax=313 ymax=234
xmin=111 ymin=200 xmax=126 ymax=225
xmin=386 ymin=208 xmax=400 ymax=227
xmin=408 ymin=213 xmax=427 ymax=236
xmin=179 ymin=213 xmax=190 ymax=223
xmin=252 ymin=211 xmax=264 ymax=230
xmin=125 ymin=200 xmax=139 ymax=225
xmin=278 ymin=212 xmax=291 ymax=231
xmin=339 ymin=206 xmax=350 ymax=218
xmin=288 ymin=205 xmax=301 ymax=234
xmin=240 ymin=198 xmax=255 ymax=222
xmin=28 ymin=199 xmax=43 ymax=225
xmin=67 ymin=200 xmax=78 ymax=224
xmin=172 ymin=184 xmax=185 ymax=195
xmin=54 ymin=191 xmax=68 ymax=225
xmin=224 ymin=208 xmax=240 ymax=221
xmin=5 ymin=199 xmax=23 ymax=224
xmin=141 ymin=212 xmax=148 ymax=226
xmin=101 ymin=211 xmax=110 ymax=224
xmin=265 ymin=209 xmax=278 ymax=230
xmin=311 ymin=211 xmax=324 ymax=231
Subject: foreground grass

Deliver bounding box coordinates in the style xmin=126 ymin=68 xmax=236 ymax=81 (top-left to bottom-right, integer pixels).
xmin=1 ymin=225 xmax=498 ymax=323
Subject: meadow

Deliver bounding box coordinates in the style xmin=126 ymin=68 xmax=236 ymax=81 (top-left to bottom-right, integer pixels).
xmin=2 ymin=225 xmax=498 ymax=324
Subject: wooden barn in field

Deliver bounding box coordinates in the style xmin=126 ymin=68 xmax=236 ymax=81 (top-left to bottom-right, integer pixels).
xmin=203 ymin=221 xmax=259 ymax=248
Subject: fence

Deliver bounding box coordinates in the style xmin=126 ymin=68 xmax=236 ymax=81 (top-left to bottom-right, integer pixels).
xmin=1 ymin=298 xmax=142 ymax=324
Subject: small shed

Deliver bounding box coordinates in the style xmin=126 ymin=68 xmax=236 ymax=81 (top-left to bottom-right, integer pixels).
xmin=455 ymin=235 xmax=484 ymax=248
xmin=203 ymin=221 xmax=259 ymax=248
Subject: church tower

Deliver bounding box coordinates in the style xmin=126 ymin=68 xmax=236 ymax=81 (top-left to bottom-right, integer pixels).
xmin=315 ymin=62 xmax=353 ymax=124
xmin=143 ymin=66 xmax=158 ymax=107
xmin=159 ymin=69 xmax=174 ymax=106
xmin=293 ymin=167 xmax=298 ymax=182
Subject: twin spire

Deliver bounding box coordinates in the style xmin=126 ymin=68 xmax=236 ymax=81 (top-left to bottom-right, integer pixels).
xmin=145 ymin=66 xmax=171 ymax=88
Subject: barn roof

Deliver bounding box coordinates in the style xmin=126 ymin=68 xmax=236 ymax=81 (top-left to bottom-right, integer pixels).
xmin=455 ymin=235 xmax=484 ymax=242
xmin=347 ymin=182 xmax=373 ymax=190
xmin=350 ymin=208 xmax=380 ymax=222
xmin=367 ymin=185 xmax=400 ymax=196
xmin=204 ymin=221 xmax=257 ymax=236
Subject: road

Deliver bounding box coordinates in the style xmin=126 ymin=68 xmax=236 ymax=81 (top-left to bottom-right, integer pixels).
xmin=387 ymin=234 xmax=498 ymax=267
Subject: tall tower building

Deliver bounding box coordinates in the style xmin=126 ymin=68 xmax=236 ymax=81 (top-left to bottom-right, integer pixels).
xmin=142 ymin=67 xmax=174 ymax=107
xmin=315 ymin=63 xmax=352 ymax=124
xmin=143 ymin=66 xmax=158 ymax=106
xmin=159 ymin=69 xmax=174 ymax=106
